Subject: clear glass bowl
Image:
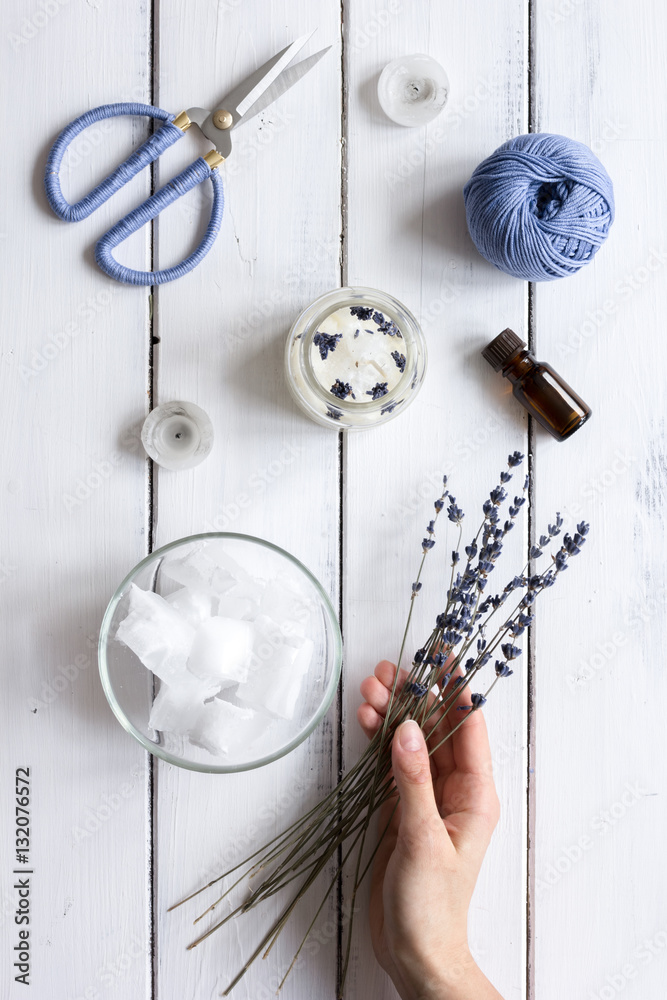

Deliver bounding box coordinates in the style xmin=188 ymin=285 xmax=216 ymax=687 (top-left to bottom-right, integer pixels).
xmin=98 ymin=533 xmax=342 ymax=773
xmin=285 ymin=286 xmax=427 ymax=430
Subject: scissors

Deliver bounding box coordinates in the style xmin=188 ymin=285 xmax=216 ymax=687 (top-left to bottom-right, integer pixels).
xmin=44 ymin=35 xmax=329 ymax=286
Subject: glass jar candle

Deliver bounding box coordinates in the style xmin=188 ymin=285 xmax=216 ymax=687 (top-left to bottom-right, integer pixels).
xmin=285 ymin=287 xmax=427 ymax=430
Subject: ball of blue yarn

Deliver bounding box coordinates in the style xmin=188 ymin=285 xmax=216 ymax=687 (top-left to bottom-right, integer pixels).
xmin=463 ymin=133 xmax=615 ymax=281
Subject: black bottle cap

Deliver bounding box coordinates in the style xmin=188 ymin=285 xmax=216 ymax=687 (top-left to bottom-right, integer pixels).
xmin=482 ymin=329 xmax=526 ymax=371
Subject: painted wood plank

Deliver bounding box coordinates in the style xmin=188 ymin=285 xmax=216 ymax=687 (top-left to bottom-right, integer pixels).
xmin=341 ymin=3 xmax=529 ymax=998
xmin=0 ymin=3 xmax=153 ymax=998
xmin=151 ymin=5 xmax=343 ymax=999
xmin=532 ymin=1 xmax=667 ymax=997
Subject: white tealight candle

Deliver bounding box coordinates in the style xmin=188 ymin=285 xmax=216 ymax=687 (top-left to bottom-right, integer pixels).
xmin=141 ymin=401 xmax=214 ymax=471
xmin=378 ymin=54 xmax=449 ymax=127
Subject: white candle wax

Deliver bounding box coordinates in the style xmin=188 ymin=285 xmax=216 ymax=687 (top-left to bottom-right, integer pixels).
xmin=309 ymin=306 xmax=405 ymax=403
xmin=141 ymin=401 xmax=214 ymax=471
xmin=285 ymin=287 xmax=427 ymax=430
xmin=377 ymin=54 xmax=449 ymax=127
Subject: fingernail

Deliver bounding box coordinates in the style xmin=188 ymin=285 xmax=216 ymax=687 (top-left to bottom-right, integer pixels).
xmin=398 ymin=720 xmax=422 ymax=751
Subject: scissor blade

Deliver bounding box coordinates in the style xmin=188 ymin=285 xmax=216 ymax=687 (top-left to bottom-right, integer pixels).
xmin=234 ymin=47 xmax=331 ymax=127
xmin=221 ymin=34 xmax=313 ymax=121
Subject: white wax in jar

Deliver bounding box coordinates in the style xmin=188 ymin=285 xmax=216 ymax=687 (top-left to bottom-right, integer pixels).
xmin=310 ymin=305 xmax=406 ymax=406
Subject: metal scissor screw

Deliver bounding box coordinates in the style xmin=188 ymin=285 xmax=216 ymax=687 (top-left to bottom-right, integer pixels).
xmin=212 ymin=109 xmax=233 ymax=130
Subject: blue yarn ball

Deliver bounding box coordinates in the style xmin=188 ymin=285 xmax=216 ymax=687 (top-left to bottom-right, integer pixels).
xmin=463 ymin=133 xmax=615 ymax=281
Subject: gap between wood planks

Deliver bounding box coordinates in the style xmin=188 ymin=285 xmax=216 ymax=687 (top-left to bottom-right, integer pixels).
xmin=148 ymin=0 xmax=158 ymax=997
xmin=336 ymin=0 xmax=349 ymax=993
xmin=526 ymin=0 xmax=536 ymax=997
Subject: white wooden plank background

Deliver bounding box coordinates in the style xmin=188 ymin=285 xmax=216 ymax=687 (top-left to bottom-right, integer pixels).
xmin=532 ymin=1 xmax=667 ymax=998
xmin=1 ymin=1 xmax=664 ymax=999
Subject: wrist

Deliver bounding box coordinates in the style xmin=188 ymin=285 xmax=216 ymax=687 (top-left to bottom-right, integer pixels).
xmin=422 ymin=957 xmax=503 ymax=1000
xmin=394 ymin=948 xmax=502 ymax=1000
xmin=392 ymin=944 xmax=477 ymax=1000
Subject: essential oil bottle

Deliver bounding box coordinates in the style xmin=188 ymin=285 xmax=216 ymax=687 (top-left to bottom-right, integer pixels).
xmin=482 ymin=329 xmax=591 ymax=441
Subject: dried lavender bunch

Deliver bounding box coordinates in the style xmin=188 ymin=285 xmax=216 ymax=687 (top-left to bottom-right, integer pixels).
xmin=170 ymin=452 xmax=588 ymax=997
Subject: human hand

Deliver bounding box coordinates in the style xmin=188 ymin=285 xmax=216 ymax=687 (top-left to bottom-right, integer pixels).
xmin=356 ymin=660 xmax=504 ymax=1000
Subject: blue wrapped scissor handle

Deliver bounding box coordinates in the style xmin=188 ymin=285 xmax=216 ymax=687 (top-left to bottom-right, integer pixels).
xmin=44 ymin=103 xmax=224 ymax=286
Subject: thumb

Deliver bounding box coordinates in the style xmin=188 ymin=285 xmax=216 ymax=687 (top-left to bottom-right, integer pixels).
xmin=391 ymin=720 xmax=441 ymax=837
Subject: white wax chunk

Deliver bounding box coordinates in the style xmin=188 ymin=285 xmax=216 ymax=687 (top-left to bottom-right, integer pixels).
xmin=214 ymin=691 xmax=270 ymax=747
xmin=291 ymin=639 xmax=314 ymax=680
xmin=237 ymin=638 xmax=314 ymax=720
xmin=165 ymin=587 xmax=217 ymax=626
xmin=250 ymin=614 xmax=304 ymax=669
xmin=259 ymin=573 xmax=312 ymax=626
xmin=214 ymin=594 xmax=259 ymax=621
xmin=188 ymin=617 xmax=255 ymax=688
xmin=189 ymin=698 xmax=257 ymax=756
xmin=197 ymin=542 xmax=254 ymax=587
xmin=281 ymin=619 xmax=307 ymax=643
xmin=115 ymin=583 xmax=195 ymax=682
xmin=148 ymin=673 xmax=218 ymax=734
xmin=253 ymin=613 xmax=287 ymax=644
xmin=317 ymin=309 xmax=346 ymax=335
xmin=161 ymin=545 xmax=237 ymax=593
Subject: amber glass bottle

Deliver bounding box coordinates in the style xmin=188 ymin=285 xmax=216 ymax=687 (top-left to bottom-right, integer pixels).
xmin=482 ymin=329 xmax=591 ymax=441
